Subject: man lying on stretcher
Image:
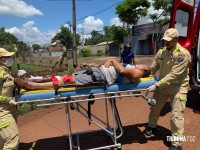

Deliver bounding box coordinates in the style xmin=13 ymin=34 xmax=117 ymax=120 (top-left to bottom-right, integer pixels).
xmin=15 ymin=59 xmax=151 ymax=90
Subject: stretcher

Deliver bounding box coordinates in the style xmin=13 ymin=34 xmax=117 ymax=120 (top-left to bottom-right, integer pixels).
xmin=17 ymin=76 xmax=158 ymax=150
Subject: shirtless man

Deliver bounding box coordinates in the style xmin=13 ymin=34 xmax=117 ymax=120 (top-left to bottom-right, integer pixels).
xmin=15 ymin=59 xmax=151 ymax=90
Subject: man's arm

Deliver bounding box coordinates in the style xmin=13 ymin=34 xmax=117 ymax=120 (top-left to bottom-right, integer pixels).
xmin=104 ymin=59 xmax=124 ymax=73
xmin=132 ymin=57 xmax=136 ymax=65
xmin=120 ymin=57 xmax=123 ymax=63
xmin=155 ymin=51 xmax=191 ymax=89
xmin=120 ymin=51 xmax=123 ymax=63
xmin=131 ymin=51 xmax=136 ymax=65
xmin=104 ymin=59 xmax=144 ymax=82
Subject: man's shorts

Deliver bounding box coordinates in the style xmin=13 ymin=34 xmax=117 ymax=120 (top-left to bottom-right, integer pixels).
xmin=73 ymin=67 xmax=106 ymax=85
xmin=100 ymin=65 xmax=118 ymax=85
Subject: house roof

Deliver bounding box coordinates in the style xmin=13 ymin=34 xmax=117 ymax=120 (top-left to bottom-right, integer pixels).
xmin=133 ymin=22 xmax=165 ymax=36
xmin=48 ymin=46 xmax=64 ymax=52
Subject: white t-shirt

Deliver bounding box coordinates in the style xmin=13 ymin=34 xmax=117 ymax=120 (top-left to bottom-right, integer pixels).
xmin=125 ymin=64 xmax=136 ymax=69
xmin=100 ymin=64 xmax=136 ymax=85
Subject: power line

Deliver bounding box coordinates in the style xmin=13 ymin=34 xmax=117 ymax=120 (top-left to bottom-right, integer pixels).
xmin=68 ymin=1 xmax=122 ymax=36
xmin=68 ymin=1 xmax=122 ymax=23
xmin=82 ymin=30 xmax=104 ymax=35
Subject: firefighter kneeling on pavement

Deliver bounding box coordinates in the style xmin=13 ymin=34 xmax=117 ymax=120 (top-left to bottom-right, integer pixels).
xmin=0 ymin=48 xmax=19 ymax=150
xmin=144 ymin=28 xmax=191 ymax=150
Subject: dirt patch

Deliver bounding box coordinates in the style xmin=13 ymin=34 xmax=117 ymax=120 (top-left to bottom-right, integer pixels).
xmin=17 ymin=90 xmax=200 ymax=150
xmin=17 ymin=105 xmax=63 ymax=127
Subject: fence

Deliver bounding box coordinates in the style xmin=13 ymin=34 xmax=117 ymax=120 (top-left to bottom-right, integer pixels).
xmin=15 ymin=49 xmax=73 ymax=73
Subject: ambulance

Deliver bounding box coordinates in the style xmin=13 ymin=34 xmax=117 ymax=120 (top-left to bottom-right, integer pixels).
xmin=171 ymin=0 xmax=200 ymax=91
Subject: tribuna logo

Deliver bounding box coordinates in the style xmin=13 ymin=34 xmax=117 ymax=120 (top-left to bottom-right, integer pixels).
xmin=166 ymin=136 xmax=195 ymax=142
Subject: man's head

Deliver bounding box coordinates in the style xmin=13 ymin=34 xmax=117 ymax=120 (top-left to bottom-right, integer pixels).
xmin=142 ymin=69 xmax=151 ymax=78
xmin=136 ymin=64 xmax=151 ymax=77
xmin=124 ymin=44 xmax=131 ymax=51
xmin=0 ymin=48 xmax=15 ymax=67
xmin=162 ymin=28 xmax=179 ymax=49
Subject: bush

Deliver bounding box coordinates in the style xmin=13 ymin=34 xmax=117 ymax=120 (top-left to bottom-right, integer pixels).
xmin=17 ymin=101 xmax=54 ymax=115
xmin=97 ymin=50 xmax=103 ymax=56
xmin=81 ymin=47 xmax=91 ymax=57
xmin=67 ymin=67 xmax=75 ymax=74
xmin=18 ymin=103 xmax=36 ymax=115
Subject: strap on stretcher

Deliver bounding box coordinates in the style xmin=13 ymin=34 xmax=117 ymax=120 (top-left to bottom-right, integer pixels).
xmin=83 ymin=68 xmax=97 ymax=82
xmin=88 ymin=94 xmax=95 ymax=125
xmin=54 ymin=81 xmax=108 ymax=125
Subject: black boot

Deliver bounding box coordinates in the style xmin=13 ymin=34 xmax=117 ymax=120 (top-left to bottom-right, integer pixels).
xmin=143 ymin=127 xmax=156 ymax=136
xmin=169 ymin=145 xmax=182 ymax=150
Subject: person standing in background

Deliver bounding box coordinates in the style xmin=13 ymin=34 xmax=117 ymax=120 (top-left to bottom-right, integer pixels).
xmin=120 ymin=44 xmax=136 ymax=65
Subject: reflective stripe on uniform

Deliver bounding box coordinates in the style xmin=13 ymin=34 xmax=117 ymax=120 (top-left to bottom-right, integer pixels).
xmin=157 ymin=79 xmax=165 ymax=86
xmin=0 ymin=69 xmax=5 ymax=77
xmin=173 ymin=130 xmax=184 ymax=136
xmin=0 ymin=120 xmax=11 ymax=128
xmin=0 ymin=96 xmax=6 ymax=103
xmin=180 ymin=95 xmax=187 ymax=101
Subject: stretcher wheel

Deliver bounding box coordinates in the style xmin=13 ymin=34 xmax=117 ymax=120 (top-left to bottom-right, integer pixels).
xmin=148 ymin=98 xmax=156 ymax=106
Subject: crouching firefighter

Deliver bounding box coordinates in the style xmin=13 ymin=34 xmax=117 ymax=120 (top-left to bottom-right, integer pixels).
xmin=0 ymin=48 xmax=19 ymax=150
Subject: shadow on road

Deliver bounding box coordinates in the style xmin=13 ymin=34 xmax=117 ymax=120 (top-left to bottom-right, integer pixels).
xmin=186 ymin=89 xmax=200 ymax=113
xmin=18 ymin=123 xmax=171 ymax=150
xmin=160 ymin=102 xmax=171 ymax=116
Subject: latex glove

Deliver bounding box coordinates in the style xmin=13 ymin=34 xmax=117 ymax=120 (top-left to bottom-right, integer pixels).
xmin=18 ymin=70 xmax=27 ymax=76
xmin=147 ymin=84 xmax=157 ymax=91
xmin=9 ymin=99 xmax=17 ymax=105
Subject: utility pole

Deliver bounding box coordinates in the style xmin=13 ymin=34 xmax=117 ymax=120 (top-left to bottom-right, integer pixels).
xmin=72 ymin=0 xmax=77 ymax=68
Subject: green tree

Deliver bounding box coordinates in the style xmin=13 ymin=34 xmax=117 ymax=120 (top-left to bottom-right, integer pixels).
xmin=116 ymin=0 xmax=150 ymax=44
xmin=150 ymin=0 xmax=173 ymax=27
xmin=81 ymin=47 xmax=91 ymax=57
xmin=84 ymin=30 xmax=105 ymax=46
xmin=0 ymin=27 xmax=18 ymax=46
xmin=32 ymin=44 xmax=41 ymax=51
xmin=104 ymin=25 xmax=128 ymax=55
xmin=149 ymin=0 xmax=173 ymax=54
xmin=52 ymin=26 xmax=80 ymax=49
xmin=16 ymin=41 xmax=31 ymax=58
xmin=104 ymin=25 xmax=127 ymax=43
xmin=0 ymin=27 xmax=29 ymax=58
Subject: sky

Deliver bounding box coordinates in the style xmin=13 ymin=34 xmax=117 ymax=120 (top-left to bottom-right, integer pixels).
xmin=0 ymin=0 xmax=158 ymax=45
